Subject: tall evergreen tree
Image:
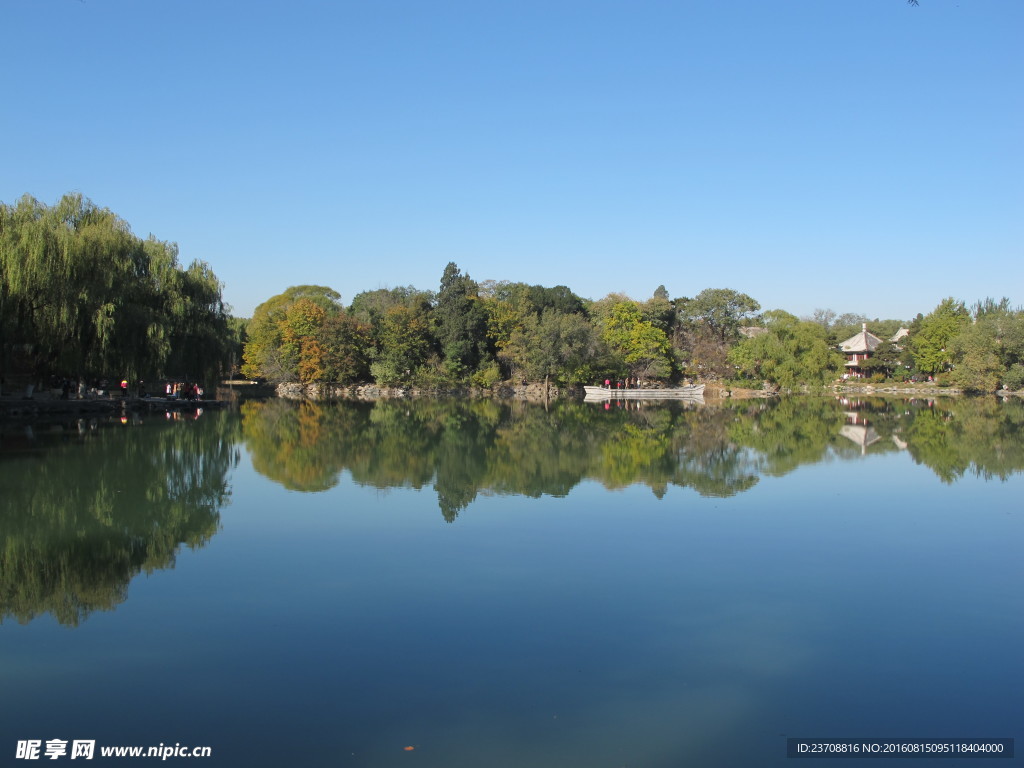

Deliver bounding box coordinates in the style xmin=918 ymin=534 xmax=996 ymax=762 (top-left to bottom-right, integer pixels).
xmin=433 ymin=262 xmax=488 ymax=378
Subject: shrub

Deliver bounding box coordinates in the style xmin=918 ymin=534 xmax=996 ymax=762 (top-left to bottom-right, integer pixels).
xmin=471 ymin=361 xmax=502 ymax=389
xmin=369 ymin=360 xmax=403 ymax=386
xmin=412 ymin=355 xmax=450 ymax=388
xmin=1002 ymin=364 xmax=1024 ymax=391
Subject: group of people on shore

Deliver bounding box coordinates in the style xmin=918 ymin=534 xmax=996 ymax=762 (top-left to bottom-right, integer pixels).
xmin=45 ymin=376 xmax=135 ymax=400
xmin=165 ymin=381 xmax=204 ymax=400
xmin=35 ymin=376 xmax=205 ymax=401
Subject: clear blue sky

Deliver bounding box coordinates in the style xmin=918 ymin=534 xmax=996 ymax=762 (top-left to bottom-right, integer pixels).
xmin=3 ymin=0 xmax=1021 ymax=321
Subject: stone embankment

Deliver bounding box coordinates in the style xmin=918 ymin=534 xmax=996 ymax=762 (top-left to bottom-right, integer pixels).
xmin=278 ymin=380 xmax=786 ymax=401
xmin=702 ymin=383 xmax=778 ymax=399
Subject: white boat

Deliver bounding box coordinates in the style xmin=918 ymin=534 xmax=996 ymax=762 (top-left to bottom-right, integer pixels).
xmin=583 ymin=384 xmax=705 ymax=399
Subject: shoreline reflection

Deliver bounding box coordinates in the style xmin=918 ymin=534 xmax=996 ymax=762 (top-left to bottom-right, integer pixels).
xmin=242 ymin=396 xmax=1024 ymax=518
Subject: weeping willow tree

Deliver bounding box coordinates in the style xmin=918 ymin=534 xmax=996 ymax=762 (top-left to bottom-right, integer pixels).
xmin=0 ymin=193 xmax=232 ymax=385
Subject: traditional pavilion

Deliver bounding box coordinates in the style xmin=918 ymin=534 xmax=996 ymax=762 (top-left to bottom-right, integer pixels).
xmin=839 ymin=323 xmax=884 ymax=378
xmin=838 ymin=324 xmax=912 ymax=378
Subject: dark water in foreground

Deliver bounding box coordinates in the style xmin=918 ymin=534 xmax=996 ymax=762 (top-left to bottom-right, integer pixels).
xmin=1 ymin=397 xmax=1021 ymax=767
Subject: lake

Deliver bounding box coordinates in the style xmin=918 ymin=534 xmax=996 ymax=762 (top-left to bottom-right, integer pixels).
xmin=1 ymin=396 xmax=1021 ymax=767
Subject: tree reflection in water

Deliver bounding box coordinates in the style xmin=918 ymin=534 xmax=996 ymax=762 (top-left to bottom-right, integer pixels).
xmin=0 ymin=412 xmax=239 ymax=626
xmin=242 ymin=395 xmax=1024 ymax=518
xmin=5 ymin=396 xmax=1019 ymax=625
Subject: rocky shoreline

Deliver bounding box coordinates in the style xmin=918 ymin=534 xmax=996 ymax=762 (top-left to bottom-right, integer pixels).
xmin=3 ymin=379 xmax=1019 ymax=420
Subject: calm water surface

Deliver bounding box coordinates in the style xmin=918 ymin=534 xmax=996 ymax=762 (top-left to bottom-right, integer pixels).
xmin=1 ymin=397 xmax=1021 ymax=767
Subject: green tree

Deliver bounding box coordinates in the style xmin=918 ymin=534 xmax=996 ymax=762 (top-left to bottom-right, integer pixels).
xmin=859 ymin=340 xmax=908 ymax=380
xmin=241 ymin=285 xmax=342 ymax=381
xmin=676 ymin=288 xmax=760 ymax=343
xmin=910 ymin=298 xmax=970 ymax=377
xmin=481 ymin=281 xmax=591 ymax=382
xmin=433 ymin=262 xmax=488 ymax=378
xmin=807 ymin=308 xmax=837 ymax=329
xmin=481 ymin=281 xmax=535 ymax=356
xmin=949 ymin=298 xmax=1024 ymax=391
xmin=241 ymin=287 xmax=370 ymax=385
xmin=1 ymin=194 xmax=138 ymax=377
xmin=370 ymin=304 xmax=433 ymax=385
xmin=349 ymin=286 xmax=433 ymax=334
xmin=729 ymin=310 xmax=842 ymax=388
xmin=642 ymin=286 xmax=675 ymax=336
xmin=500 ymin=308 xmax=600 ymax=387
xmin=0 ymin=193 xmax=231 ymax=386
xmin=225 ymin=315 xmax=249 ymax=377
xmin=318 ymin=313 xmax=371 ymax=384
xmin=601 ymin=301 xmax=674 ymax=380
xmin=673 ymin=288 xmax=760 ymax=378
xmin=163 ymin=259 xmax=232 ymax=383
xmin=524 ymin=284 xmax=586 ymax=315
xmin=281 ymin=299 xmax=330 ymax=383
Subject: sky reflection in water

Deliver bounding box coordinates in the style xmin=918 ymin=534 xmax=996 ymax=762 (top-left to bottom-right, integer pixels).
xmin=1 ymin=397 xmax=1021 ymax=767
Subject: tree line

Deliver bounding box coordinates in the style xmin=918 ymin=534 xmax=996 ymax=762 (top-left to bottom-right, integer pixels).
xmin=243 ymin=264 xmax=1024 ymax=393
xmin=0 ymin=194 xmax=239 ymax=390
xmin=242 ymin=267 xmax=781 ymax=389
xmin=3 ymin=194 xmax=1020 ymax=393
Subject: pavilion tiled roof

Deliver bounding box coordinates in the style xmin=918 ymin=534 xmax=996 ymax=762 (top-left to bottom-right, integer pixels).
xmin=839 ymin=324 xmax=884 ymax=354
